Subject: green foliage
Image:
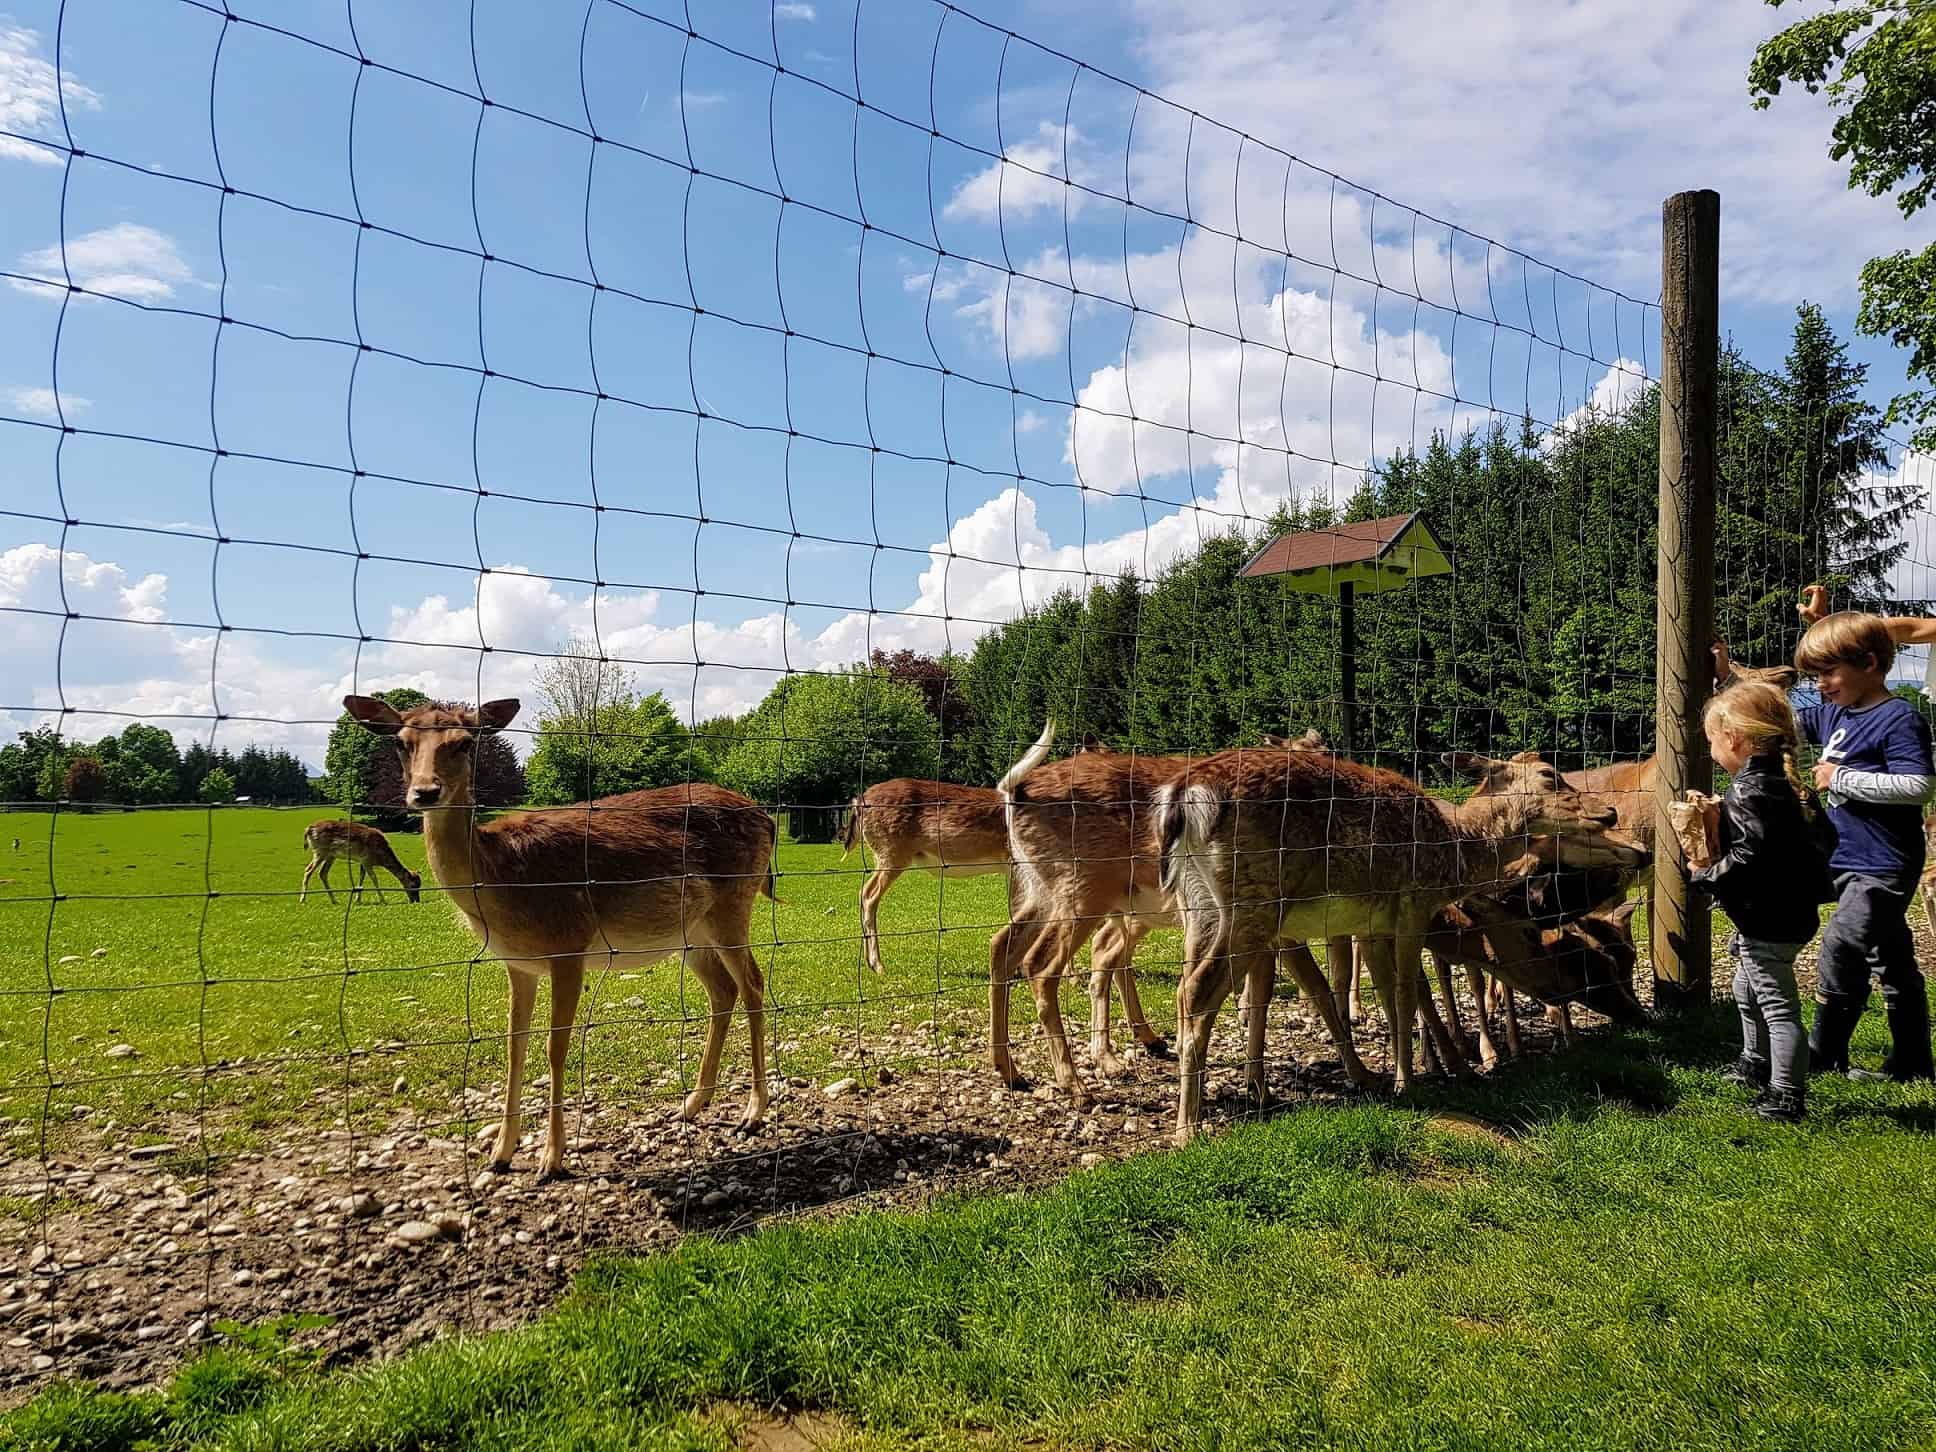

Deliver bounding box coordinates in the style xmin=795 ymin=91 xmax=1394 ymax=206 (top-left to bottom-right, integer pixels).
xmin=942 ymin=311 xmax=1912 ymax=774
xmin=59 ymin=756 xmax=106 ymax=804
xmin=1750 ymin=0 xmax=1936 ymax=453
xmin=198 ymin=767 xmax=236 ymax=804
xmin=719 ymin=670 xmax=939 ymax=839
xmin=524 ymin=692 xmax=697 ymax=805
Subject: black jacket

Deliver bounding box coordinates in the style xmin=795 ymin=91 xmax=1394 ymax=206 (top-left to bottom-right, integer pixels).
xmin=1692 ymin=754 xmax=1833 ymax=945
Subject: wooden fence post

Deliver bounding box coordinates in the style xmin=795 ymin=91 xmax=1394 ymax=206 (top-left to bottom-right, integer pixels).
xmin=1653 ymin=189 xmax=1720 ymax=1013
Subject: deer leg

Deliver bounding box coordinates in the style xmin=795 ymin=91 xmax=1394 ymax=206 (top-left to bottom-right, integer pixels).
xmin=317 ymin=860 xmax=337 ymax=903
xmin=1243 ymin=951 xmax=1276 ymax=1106
xmin=718 ymin=942 xmax=770 ymax=1129
xmin=1173 ymin=929 xmax=1249 ymax=1145
xmin=300 ymin=856 xmax=320 ymax=903
xmin=1088 ymin=919 xmax=1127 ymax=1077
xmin=1112 ymin=921 xmax=1168 ymax=1058
xmin=536 ymin=963 xmax=585 ymax=1181
xmin=1548 ymin=1002 xmax=1578 ymax=1049
xmin=1023 ymin=918 xmax=1097 ymax=1108
xmin=492 ymin=967 xmax=540 ymax=1171
xmin=1416 ymin=967 xmax=1470 ymax=1076
xmin=1388 ymin=932 xmax=1427 ymax=1093
xmin=1326 ymin=937 xmax=1357 ymax=1024
xmin=1359 ymin=936 xmax=1401 ymax=1078
xmin=1280 ymin=941 xmax=1379 ymax=1089
xmin=989 ymin=921 xmax=1028 ymax=1090
xmin=680 ymin=948 xmax=739 ymax=1122
xmin=859 ymin=865 xmax=902 ymax=976
xmin=1501 ymin=983 xmax=1523 ymax=1059
xmin=1433 ymin=952 xmax=1476 ymax=1063
xmin=366 ymin=865 xmax=388 ymax=903
xmin=1464 ymin=964 xmax=1502 ymax=1069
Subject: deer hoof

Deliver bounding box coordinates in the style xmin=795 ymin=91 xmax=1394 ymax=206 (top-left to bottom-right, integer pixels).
xmin=535 ymin=1160 xmax=572 ymax=1184
xmin=679 ymin=1089 xmax=714 ymax=1122
xmin=1142 ymin=1037 xmax=1174 ymax=1061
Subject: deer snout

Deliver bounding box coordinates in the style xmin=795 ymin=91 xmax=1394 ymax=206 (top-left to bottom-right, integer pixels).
xmin=407 ymin=783 xmax=442 ymax=808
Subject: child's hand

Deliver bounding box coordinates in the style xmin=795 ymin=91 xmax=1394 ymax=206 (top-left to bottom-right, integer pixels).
xmin=1799 ymin=584 xmax=1829 ymax=625
xmin=1813 ymin=760 xmax=1839 ymax=791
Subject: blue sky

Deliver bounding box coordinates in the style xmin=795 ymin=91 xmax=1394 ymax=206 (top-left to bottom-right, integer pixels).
xmin=1 ymin=0 xmax=1932 ymax=770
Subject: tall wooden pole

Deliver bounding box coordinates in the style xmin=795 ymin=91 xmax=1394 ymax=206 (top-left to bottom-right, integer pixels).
xmin=1653 ymin=189 xmax=1720 ymax=1013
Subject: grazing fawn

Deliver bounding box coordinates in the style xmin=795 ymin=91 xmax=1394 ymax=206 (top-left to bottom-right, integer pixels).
xmin=300 ymin=819 xmax=422 ymax=904
xmin=1156 ymin=745 xmax=1644 ymax=1141
xmin=343 ymin=695 xmax=778 ymax=1180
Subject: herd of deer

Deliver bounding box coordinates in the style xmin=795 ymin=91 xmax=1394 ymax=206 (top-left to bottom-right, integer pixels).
xmin=325 ymin=656 xmax=1795 ymax=1178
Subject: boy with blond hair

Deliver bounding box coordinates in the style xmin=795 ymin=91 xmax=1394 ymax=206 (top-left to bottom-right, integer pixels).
xmin=1788 ymin=593 xmax=1936 ymax=1080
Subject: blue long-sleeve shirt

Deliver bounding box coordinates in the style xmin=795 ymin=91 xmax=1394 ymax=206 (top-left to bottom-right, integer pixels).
xmin=1796 ymin=696 xmax=1935 ymax=878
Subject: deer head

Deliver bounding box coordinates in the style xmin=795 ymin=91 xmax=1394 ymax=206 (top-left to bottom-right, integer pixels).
xmin=1441 ymin=750 xmax=1645 ymax=871
xmin=1546 ymin=899 xmax=1645 ymax=1023
xmin=399 ymin=866 xmax=423 ymax=904
xmin=343 ymin=696 xmax=521 ymax=810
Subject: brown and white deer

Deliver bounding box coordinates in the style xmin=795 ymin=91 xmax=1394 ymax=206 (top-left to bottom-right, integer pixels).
xmin=1156 ymin=744 xmax=1645 ymax=1141
xmin=342 ymin=695 xmax=778 ymax=1179
xmin=300 ymin=819 xmax=422 ymax=904
xmin=841 ymin=779 xmax=1009 ymax=976
xmin=994 ymin=724 xmax=1381 ymax=1107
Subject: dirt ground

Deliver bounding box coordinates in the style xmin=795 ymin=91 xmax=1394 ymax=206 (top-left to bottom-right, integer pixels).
xmin=0 ymin=948 xmax=1780 ymax=1398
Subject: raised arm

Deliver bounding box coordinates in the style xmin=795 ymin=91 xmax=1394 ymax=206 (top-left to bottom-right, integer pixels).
xmin=1798 ymin=584 xmax=1936 ymax=646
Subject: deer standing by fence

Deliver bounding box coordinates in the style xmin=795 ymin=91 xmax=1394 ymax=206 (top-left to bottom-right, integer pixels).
xmin=342 ymin=695 xmax=778 ymax=1180
xmin=300 ymin=820 xmax=422 ymax=904
xmin=1156 ymin=744 xmax=1645 ymax=1141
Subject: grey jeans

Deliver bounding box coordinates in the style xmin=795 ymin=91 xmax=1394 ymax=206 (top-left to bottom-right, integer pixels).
xmin=1731 ymin=934 xmax=1809 ymax=1094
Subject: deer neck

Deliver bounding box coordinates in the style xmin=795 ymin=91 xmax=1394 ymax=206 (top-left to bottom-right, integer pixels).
xmin=420 ymin=790 xmax=488 ymax=912
xmin=1442 ymin=797 xmax=1538 ymax=891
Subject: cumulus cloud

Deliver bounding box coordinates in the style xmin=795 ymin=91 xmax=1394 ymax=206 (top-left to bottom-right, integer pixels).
xmin=0 ymin=24 xmax=99 ymax=166
xmin=774 ymin=3 xmax=816 ymax=20
xmin=943 ymin=122 xmax=1100 ymax=226
xmin=13 ymin=223 xmax=197 ymax=303
xmin=1114 ymin=0 xmax=1919 ymax=310
xmin=6 ymin=386 xmax=91 ymax=420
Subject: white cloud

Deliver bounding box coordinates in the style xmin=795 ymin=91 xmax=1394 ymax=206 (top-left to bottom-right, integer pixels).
xmin=1542 ymin=356 xmax=1650 ymax=448
xmin=6 ymin=386 xmax=91 ymax=420
xmin=774 ymin=3 xmax=816 ymax=20
xmin=0 ymin=25 xmax=99 ymax=166
xmin=13 ymin=223 xmax=196 ymax=303
xmin=1113 ymin=0 xmax=1918 ymax=310
xmin=943 ymin=122 xmax=1097 ymax=225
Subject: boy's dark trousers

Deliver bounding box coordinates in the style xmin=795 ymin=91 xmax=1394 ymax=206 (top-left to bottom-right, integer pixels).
xmin=1809 ymin=870 xmax=1935 ymax=1081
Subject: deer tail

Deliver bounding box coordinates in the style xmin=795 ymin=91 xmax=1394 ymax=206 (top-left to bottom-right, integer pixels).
xmin=839 ymin=798 xmax=860 ymax=858
xmin=996 ymin=717 xmax=1056 ymax=803
xmin=761 ymin=813 xmax=784 ymax=905
xmin=1156 ymin=780 xmax=1225 ymax=899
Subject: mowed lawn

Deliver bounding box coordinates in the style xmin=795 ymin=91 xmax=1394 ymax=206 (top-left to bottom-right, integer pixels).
xmin=0 ymin=807 xmax=1076 ymax=1143
xmin=10 ymin=1027 xmax=1936 ymax=1450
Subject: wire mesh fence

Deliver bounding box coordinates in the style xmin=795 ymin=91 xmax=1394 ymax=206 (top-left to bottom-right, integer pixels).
xmin=0 ymin=0 xmax=1932 ymax=1391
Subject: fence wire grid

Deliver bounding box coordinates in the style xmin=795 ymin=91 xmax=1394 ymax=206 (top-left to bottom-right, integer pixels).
xmin=0 ymin=0 xmax=1932 ymax=1391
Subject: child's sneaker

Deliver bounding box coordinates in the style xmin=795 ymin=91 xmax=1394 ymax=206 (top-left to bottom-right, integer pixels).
xmin=1722 ymin=1056 xmax=1770 ymax=1090
xmin=1753 ymin=1089 xmax=1806 ymax=1123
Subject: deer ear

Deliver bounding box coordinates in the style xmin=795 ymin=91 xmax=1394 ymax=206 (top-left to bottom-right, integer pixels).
xmin=343 ymin=695 xmax=405 ymax=736
xmin=1607 ymin=898 xmax=1642 ymax=934
xmin=476 ymin=699 xmax=521 ymax=734
xmin=1441 ymin=751 xmax=1488 ymax=773
xmin=1509 ymin=749 xmax=1545 ymax=764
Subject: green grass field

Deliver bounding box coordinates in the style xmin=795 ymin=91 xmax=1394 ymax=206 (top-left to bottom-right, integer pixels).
xmin=8 ymin=810 xmax=1936 ymax=1448
xmin=9 ymin=1021 xmax=1936 ymax=1451
xmin=0 ymin=806 xmax=1081 ymax=1147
